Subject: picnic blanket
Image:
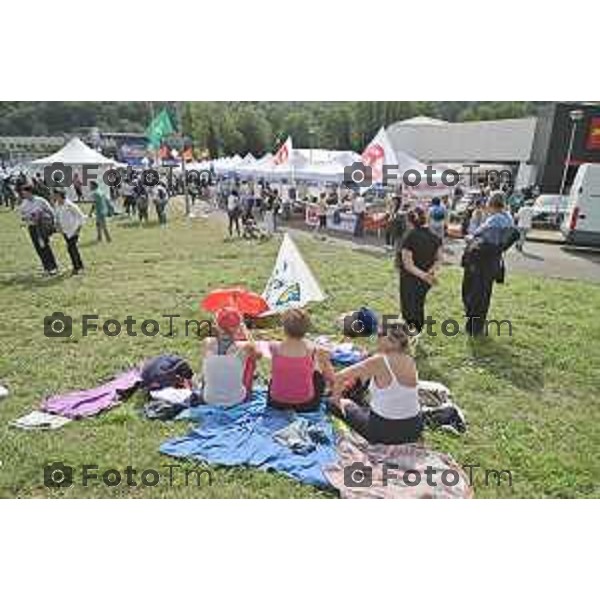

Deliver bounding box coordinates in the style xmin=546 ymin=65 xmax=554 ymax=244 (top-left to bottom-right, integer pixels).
xmin=160 ymin=389 xmax=337 ymax=487
xmin=41 ymin=369 xmax=141 ymax=419
xmin=324 ymin=430 xmax=473 ymax=499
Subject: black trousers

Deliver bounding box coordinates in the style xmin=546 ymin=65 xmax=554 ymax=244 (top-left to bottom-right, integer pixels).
xmin=267 ymin=371 xmax=325 ymax=412
xmin=400 ymin=272 xmax=431 ymax=332
xmin=64 ymin=233 xmax=84 ymax=271
xmin=462 ymin=264 xmax=495 ymax=336
xmin=228 ymin=210 xmax=240 ymax=236
xmin=28 ymin=226 xmax=57 ymax=272
xmin=354 ymin=212 xmax=365 ymax=237
xmin=329 ymin=401 xmax=423 ymax=444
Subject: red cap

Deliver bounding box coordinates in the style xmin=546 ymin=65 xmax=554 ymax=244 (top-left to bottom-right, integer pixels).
xmin=215 ymin=307 xmax=242 ymax=333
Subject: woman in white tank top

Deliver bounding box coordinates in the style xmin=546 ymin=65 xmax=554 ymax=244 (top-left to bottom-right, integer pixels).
xmin=329 ymin=322 xmax=423 ymax=444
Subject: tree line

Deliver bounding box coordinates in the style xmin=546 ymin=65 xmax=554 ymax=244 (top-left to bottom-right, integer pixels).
xmin=0 ymin=101 xmax=549 ymax=157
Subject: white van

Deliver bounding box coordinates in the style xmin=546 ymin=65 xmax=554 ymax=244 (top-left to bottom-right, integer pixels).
xmin=561 ymin=163 xmax=600 ymax=246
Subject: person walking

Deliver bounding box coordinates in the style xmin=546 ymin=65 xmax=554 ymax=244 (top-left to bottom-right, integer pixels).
xmin=18 ymin=184 xmax=59 ymax=275
xmin=53 ymin=188 xmax=86 ymax=275
xmin=461 ymin=192 xmax=516 ymax=336
xmin=428 ymin=196 xmax=447 ymax=242
xmin=153 ymin=181 xmax=169 ymax=226
xmin=352 ymin=193 xmax=366 ymax=238
xmin=89 ymin=181 xmax=112 ymax=242
xmin=515 ymin=201 xmax=534 ymax=252
xmin=397 ymin=206 xmax=442 ymax=333
xmin=227 ymin=189 xmax=242 ymax=237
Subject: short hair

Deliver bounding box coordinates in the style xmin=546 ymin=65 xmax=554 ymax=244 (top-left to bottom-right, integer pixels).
xmin=489 ymin=191 xmax=505 ymax=210
xmin=407 ymin=206 xmax=427 ymax=228
xmin=90 ymin=181 xmax=98 ymax=190
xmin=20 ymin=184 xmax=33 ymax=193
xmin=53 ymin=188 xmax=66 ymax=198
xmin=281 ymin=308 xmax=311 ymax=339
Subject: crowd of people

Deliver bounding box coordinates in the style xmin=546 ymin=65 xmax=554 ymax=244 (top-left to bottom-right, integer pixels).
xmin=1 ymin=167 xmax=179 ymax=276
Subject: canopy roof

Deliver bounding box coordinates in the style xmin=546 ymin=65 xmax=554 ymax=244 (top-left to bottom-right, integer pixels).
xmin=32 ymin=137 xmax=119 ymax=166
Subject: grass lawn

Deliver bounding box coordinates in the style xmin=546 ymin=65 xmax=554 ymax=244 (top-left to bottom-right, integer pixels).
xmin=0 ymin=201 xmax=599 ymax=498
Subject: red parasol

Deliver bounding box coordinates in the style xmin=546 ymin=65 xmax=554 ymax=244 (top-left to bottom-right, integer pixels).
xmin=201 ymin=287 xmax=269 ymax=317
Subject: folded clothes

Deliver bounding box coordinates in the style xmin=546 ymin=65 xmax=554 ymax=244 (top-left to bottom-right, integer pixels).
xmin=149 ymin=387 xmax=194 ymax=405
xmin=10 ymin=410 xmax=71 ymax=430
xmin=418 ymin=380 xmax=467 ymax=435
xmin=273 ymin=418 xmax=331 ymax=455
xmin=42 ymin=369 xmax=141 ymax=419
xmin=162 ymin=389 xmax=337 ymax=487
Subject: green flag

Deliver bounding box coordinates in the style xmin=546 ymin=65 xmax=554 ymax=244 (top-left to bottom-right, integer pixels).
xmin=146 ymin=109 xmax=175 ymax=149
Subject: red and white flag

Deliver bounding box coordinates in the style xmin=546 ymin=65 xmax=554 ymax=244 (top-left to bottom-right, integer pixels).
xmin=273 ymin=136 xmax=293 ymax=165
xmin=361 ymin=127 xmax=397 ymax=184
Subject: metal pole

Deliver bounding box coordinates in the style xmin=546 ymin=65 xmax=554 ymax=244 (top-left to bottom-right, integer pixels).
xmin=559 ymin=120 xmax=577 ymax=197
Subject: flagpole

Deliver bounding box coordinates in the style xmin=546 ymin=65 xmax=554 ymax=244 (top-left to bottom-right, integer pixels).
xmin=175 ymin=102 xmax=190 ymax=216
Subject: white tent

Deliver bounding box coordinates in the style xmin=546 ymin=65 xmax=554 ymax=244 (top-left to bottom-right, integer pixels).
xmin=32 ymin=137 xmax=120 ymax=166
xmin=32 ymin=137 xmax=123 ymax=200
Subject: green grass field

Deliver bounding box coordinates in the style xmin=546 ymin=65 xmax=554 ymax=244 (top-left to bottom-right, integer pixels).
xmin=1 ymin=202 xmax=599 ymax=498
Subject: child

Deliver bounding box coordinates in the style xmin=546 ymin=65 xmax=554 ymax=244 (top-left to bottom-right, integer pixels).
xmin=329 ymin=322 xmax=423 ymax=444
xmin=53 ymin=188 xmax=86 ymax=275
xmin=201 ymin=308 xmax=261 ymax=405
xmin=268 ymin=308 xmax=335 ymax=411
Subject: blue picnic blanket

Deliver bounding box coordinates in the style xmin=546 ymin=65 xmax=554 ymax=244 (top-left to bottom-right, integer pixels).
xmin=159 ymin=389 xmax=337 ymax=488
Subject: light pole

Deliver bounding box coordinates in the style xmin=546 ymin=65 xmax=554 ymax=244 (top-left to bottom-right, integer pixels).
xmin=559 ymin=108 xmax=584 ymax=197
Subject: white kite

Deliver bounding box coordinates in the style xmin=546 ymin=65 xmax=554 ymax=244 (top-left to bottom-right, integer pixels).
xmin=262 ymin=234 xmax=325 ymax=312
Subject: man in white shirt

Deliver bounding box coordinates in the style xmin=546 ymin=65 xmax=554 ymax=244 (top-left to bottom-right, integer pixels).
xmin=53 ymin=188 xmax=86 ymax=274
xmin=515 ymin=202 xmax=534 ymax=252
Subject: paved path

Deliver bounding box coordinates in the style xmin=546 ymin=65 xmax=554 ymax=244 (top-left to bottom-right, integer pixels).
xmin=281 ymin=222 xmax=600 ymax=284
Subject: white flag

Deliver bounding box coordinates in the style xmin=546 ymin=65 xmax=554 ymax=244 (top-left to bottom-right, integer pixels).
xmin=273 ymin=136 xmax=293 ymax=165
xmin=361 ymin=127 xmax=399 ymax=184
xmin=263 ymin=234 xmax=325 ymax=312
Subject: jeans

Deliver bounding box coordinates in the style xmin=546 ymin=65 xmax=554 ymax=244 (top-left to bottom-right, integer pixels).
xmin=64 ymin=233 xmax=84 ymax=271
xmin=28 ymin=225 xmax=57 ymax=272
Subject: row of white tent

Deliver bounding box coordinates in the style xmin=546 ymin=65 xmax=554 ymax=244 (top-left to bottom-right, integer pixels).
xmin=181 ymin=149 xmax=365 ymax=183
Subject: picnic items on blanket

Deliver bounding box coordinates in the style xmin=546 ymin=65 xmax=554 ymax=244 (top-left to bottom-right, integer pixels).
xmin=324 ymin=430 xmax=473 ymax=499
xmin=313 ymin=336 xmax=368 ymax=367
xmin=418 ymin=380 xmax=467 ymax=435
xmin=143 ymin=387 xmax=201 ymax=421
xmin=42 ymin=369 xmax=141 ymax=419
xmin=273 ymin=418 xmax=331 ymax=455
xmin=161 ymin=388 xmax=337 ymax=487
xmin=202 ymin=287 xmax=269 ymax=317
xmin=140 ymin=355 xmax=193 ymax=391
xmin=10 ymin=410 xmax=72 ymax=430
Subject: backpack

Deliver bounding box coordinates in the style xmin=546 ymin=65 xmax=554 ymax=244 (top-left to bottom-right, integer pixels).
xmin=140 ymin=355 xmax=194 ymax=391
xmin=430 ymin=205 xmax=446 ymax=222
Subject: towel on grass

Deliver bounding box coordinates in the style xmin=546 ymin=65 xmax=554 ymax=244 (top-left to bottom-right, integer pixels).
xmin=42 ymin=369 xmax=141 ymax=419
xmin=323 ymin=431 xmax=473 ymax=499
xmin=11 ymin=410 xmax=72 ymax=430
xmin=161 ymin=389 xmax=337 ymax=488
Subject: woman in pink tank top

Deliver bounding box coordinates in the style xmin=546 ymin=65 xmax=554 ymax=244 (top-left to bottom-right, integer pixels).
xmin=268 ymin=309 xmax=334 ymax=411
